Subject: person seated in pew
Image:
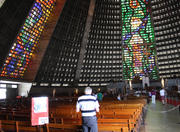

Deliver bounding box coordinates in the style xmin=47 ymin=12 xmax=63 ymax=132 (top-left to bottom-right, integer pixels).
xmin=76 ymin=87 xmax=100 ymax=132
xmin=117 ymin=93 xmax=121 ymax=101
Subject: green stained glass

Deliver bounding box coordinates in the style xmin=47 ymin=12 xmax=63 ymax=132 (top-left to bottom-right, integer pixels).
xmin=121 ymin=0 xmax=159 ymax=80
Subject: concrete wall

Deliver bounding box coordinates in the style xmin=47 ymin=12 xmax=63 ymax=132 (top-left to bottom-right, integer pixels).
xmin=18 ymin=83 xmax=32 ymax=97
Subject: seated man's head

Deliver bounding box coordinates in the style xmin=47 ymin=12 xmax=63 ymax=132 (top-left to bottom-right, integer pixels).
xmin=84 ymin=87 xmax=92 ymax=95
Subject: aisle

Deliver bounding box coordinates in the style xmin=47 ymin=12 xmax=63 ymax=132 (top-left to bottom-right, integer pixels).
xmin=140 ymin=101 xmax=180 ymax=132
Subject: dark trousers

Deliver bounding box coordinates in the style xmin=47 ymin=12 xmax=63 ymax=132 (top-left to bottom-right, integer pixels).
xmin=82 ymin=116 xmax=98 ymax=132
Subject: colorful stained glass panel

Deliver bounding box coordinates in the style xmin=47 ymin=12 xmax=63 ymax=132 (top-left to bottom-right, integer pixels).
xmin=0 ymin=0 xmax=56 ymax=78
xmin=121 ymin=0 xmax=158 ymax=80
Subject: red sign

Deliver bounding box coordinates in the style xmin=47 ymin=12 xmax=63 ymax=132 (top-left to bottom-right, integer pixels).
xmin=31 ymin=97 xmax=49 ymax=126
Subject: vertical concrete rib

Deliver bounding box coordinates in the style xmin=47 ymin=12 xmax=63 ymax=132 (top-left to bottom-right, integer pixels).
xmin=75 ymin=0 xmax=96 ymax=82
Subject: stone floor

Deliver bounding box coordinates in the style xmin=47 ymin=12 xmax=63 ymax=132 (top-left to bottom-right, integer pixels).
xmin=140 ymin=101 xmax=180 ymax=132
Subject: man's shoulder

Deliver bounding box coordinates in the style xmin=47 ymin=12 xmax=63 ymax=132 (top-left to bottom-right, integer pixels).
xmin=160 ymin=89 xmax=165 ymax=92
xmin=78 ymin=95 xmax=96 ymax=100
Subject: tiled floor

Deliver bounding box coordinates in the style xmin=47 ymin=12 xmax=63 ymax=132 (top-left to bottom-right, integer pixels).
xmin=140 ymin=101 xmax=180 ymax=132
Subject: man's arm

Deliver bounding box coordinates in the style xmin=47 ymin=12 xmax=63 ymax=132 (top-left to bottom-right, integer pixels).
xmin=96 ymin=107 xmax=99 ymax=112
xmin=95 ymin=100 xmax=100 ymax=112
xmin=76 ymin=107 xmax=80 ymax=112
xmin=76 ymin=102 xmax=80 ymax=112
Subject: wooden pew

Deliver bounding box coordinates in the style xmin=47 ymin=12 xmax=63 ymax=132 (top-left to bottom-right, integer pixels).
xmin=0 ymin=120 xmax=38 ymax=132
xmin=0 ymin=96 xmax=146 ymax=132
xmin=47 ymin=118 xmax=135 ymax=132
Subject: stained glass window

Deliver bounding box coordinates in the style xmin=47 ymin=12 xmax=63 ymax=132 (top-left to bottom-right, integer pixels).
xmin=121 ymin=0 xmax=159 ymax=80
xmin=0 ymin=0 xmax=56 ymax=78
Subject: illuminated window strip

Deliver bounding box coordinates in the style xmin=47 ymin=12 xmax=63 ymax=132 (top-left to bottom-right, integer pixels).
xmin=0 ymin=0 xmax=56 ymax=78
xmin=0 ymin=0 xmax=6 ymax=8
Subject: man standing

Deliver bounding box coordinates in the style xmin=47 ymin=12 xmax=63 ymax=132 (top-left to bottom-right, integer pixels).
xmin=151 ymin=89 xmax=156 ymax=104
xmin=76 ymin=87 xmax=99 ymax=132
xmin=160 ymin=88 xmax=166 ymax=104
xmin=97 ymin=91 xmax=103 ymax=101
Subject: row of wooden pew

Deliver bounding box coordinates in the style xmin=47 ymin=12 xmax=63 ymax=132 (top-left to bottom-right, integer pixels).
xmin=0 ymin=96 xmax=147 ymax=132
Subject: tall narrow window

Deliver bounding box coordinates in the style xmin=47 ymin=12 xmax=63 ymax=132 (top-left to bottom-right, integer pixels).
xmin=0 ymin=89 xmax=6 ymax=99
xmin=0 ymin=0 xmax=6 ymax=8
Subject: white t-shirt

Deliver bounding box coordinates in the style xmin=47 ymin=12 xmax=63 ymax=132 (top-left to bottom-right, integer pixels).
xmin=160 ymin=89 xmax=165 ymax=96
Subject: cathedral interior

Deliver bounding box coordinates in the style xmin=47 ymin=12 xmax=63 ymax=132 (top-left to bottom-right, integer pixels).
xmin=0 ymin=0 xmax=180 ymax=131
xmin=0 ymin=0 xmax=180 ymax=96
